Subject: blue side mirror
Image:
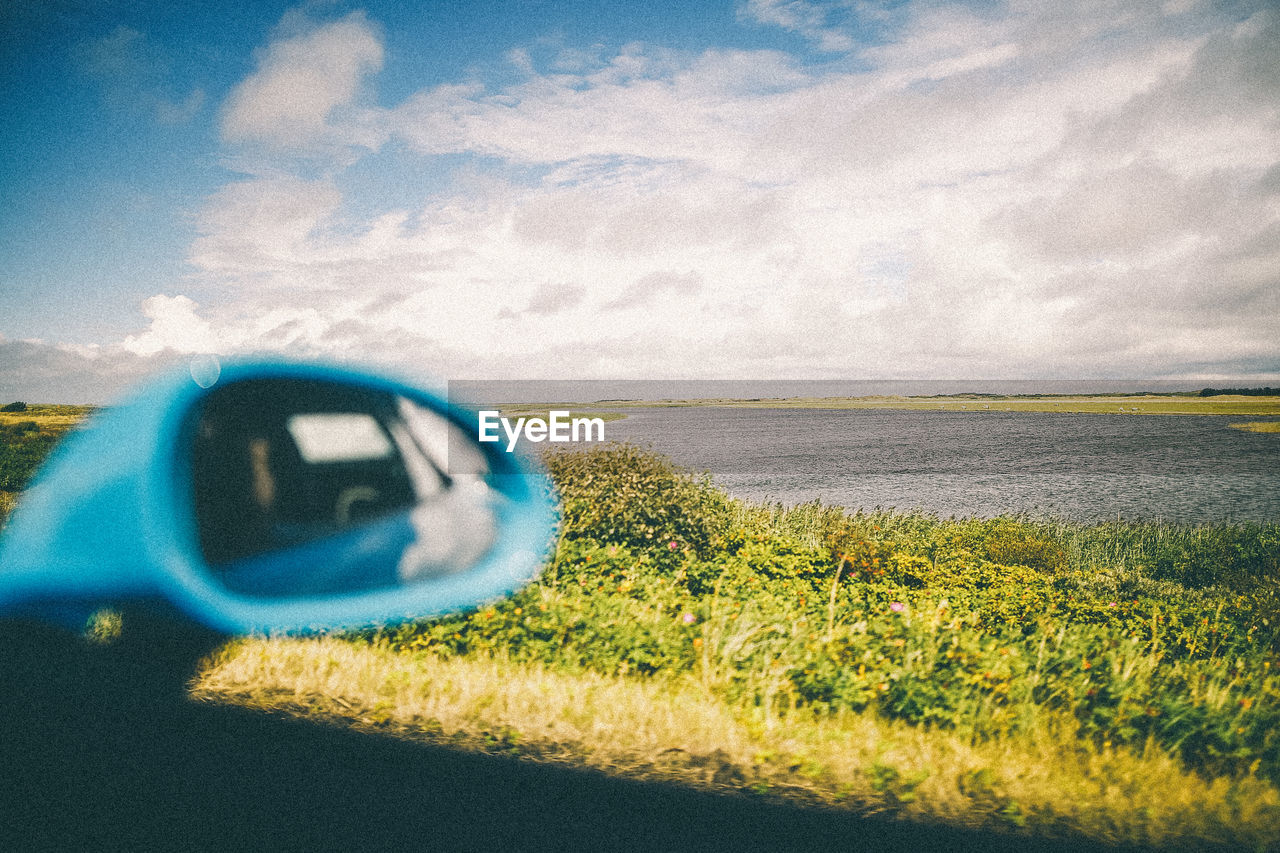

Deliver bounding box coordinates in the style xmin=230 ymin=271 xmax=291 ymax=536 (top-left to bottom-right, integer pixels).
xmin=0 ymin=359 xmax=558 ymax=634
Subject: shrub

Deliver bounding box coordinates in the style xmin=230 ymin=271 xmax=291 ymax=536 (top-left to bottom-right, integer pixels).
xmin=1140 ymin=523 xmax=1280 ymax=589
xmin=543 ymin=443 xmax=732 ymax=567
xmin=0 ymin=402 xmax=27 ymax=413
xmin=980 ymin=518 xmax=1069 ymax=574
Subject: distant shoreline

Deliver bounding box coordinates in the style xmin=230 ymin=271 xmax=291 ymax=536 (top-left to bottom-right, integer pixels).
xmin=6 ymin=396 xmax=1280 ymax=422
xmin=552 ymin=394 xmax=1280 ymax=417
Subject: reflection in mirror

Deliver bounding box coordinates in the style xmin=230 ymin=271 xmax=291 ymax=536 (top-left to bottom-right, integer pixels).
xmin=190 ymin=379 xmax=499 ymax=599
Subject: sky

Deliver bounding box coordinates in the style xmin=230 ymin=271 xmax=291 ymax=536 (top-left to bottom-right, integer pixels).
xmin=2 ymin=0 xmax=1278 ymax=402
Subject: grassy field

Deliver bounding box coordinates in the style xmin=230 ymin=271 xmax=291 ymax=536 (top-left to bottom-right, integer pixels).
xmin=4 ymin=404 xmax=1279 ymax=846
xmin=584 ymin=394 xmax=1280 ymax=417
xmin=0 ymin=406 xmax=91 ymax=511
xmin=0 ymin=403 xmax=97 ymax=429
xmin=192 ymin=445 xmax=1280 ymax=849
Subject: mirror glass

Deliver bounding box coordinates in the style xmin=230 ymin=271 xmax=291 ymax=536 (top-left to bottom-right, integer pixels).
xmin=190 ymin=378 xmax=499 ymax=599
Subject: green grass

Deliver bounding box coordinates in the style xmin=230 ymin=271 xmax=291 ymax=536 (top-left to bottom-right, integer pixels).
xmin=0 ymin=403 xmax=97 ymax=426
xmin=0 ymin=419 xmax=76 ymax=495
xmin=195 ymin=444 xmax=1280 ymax=848
xmin=0 ymin=405 xmax=93 ymax=505
xmin=6 ymin=409 xmax=1279 ymax=845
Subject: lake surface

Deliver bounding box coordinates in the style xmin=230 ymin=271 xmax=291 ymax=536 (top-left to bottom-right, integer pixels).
xmin=594 ymin=408 xmax=1280 ymax=523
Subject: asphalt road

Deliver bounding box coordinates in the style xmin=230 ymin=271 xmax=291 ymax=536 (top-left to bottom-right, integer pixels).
xmin=0 ymin=620 xmax=1177 ymax=853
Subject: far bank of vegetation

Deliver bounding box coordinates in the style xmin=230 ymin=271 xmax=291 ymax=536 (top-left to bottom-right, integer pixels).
xmin=591 ymin=394 xmax=1280 ymax=417
xmin=198 ymin=444 xmax=1280 ymax=850
xmin=1200 ymin=387 xmax=1280 ymax=397
xmin=497 ymin=408 xmax=628 ymax=422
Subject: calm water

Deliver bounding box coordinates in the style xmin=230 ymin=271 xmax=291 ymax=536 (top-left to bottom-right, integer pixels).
xmin=595 ymin=408 xmax=1280 ymax=523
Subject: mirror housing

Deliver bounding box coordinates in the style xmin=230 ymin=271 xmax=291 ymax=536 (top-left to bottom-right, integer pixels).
xmin=0 ymin=359 xmax=557 ymax=634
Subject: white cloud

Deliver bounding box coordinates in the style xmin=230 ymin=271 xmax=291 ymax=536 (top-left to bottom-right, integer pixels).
xmin=221 ymin=12 xmax=384 ymax=151
xmin=738 ymin=0 xmax=859 ymax=52
xmin=189 ymin=177 xmax=344 ymax=279
xmin=121 ymin=295 xmax=220 ymax=356
xmin=388 ymin=47 xmax=810 ymax=173
xmin=604 ymin=271 xmax=703 ymax=310
xmin=170 ymin=0 xmax=1280 ymax=381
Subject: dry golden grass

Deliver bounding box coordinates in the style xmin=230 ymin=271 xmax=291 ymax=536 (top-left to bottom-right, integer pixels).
xmin=0 ymin=409 xmax=91 ymax=429
xmin=194 ymin=636 xmax=1280 ymax=849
